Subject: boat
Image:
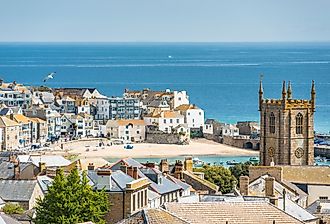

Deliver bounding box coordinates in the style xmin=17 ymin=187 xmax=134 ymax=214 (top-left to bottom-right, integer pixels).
xmin=226 ymin=160 xmax=239 ymax=165
xmin=249 ymin=157 xmax=259 ymax=163
xmin=315 ymin=156 xmax=328 ymax=163
xmin=193 ymin=157 xmax=204 ymax=167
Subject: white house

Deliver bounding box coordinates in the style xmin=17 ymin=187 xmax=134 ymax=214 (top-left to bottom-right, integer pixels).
xmin=106 ymin=119 xmax=146 ymax=142
xmin=175 ymin=104 xmax=204 ymax=129
xmin=173 ymin=91 xmax=189 ymax=108
xmin=144 ymin=110 xmax=185 ymax=134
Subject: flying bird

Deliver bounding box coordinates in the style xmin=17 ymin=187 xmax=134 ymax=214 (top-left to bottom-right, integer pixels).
xmin=43 ymin=72 xmax=56 ymax=82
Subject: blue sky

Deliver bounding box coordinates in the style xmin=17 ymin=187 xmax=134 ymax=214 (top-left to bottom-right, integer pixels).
xmin=1 ymin=0 xmax=330 ymax=42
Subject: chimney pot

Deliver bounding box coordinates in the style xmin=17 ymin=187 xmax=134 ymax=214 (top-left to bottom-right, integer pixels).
xmin=87 ymin=163 xmax=95 ymax=171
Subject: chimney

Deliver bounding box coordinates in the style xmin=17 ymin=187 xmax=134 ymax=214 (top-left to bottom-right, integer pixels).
xmin=265 ymin=177 xmax=278 ymax=206
xmin=14 ymin=162 xmax=20 ymax=180
xmin=133 ymin=167 xmax=139 ymax=179
xmin=39 ymin=162 xmax=46 ymax=173
xmin=184 ymin=157 xmax=193 ymax=172
xmin=127 ymin=166 xmax=133 ymax=177
xmin=316 ymin=202 xmax=322 ymax=213
xmin=87 ymin=163 xmax=95 ymax=171
xmin=239 ymin=176 xmax=249 ymax=196
xmin=160 ymin=159 xmax=169 ymax=174
xmin=9 ymin=154 xmax=17 ymax=163
xmin=174 ymin=160 xmax=183 ymax=179
xmin=96 ymin=169 xmax=112 ymax=190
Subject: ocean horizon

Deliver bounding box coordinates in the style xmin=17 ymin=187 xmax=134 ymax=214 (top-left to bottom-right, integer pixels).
xmin=1 ymin=42 xmax=329 ymax=132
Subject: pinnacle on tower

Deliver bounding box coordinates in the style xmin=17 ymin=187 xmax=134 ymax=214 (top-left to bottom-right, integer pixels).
xmin=311 ymin=80 xmax=316 ymax=112
xmin=287 ymin=81 xmax=292 ymax=99
xmin=282 ymin=81 xmax=286 ymax=98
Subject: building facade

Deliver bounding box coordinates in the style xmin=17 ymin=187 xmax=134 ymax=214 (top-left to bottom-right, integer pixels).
xmin=259 ymin=80 xmax=315 ymax=166
xmin=109 ymin=97 xmax=141 ymax=120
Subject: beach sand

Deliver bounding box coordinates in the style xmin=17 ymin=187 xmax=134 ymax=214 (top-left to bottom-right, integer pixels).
xmin=49 ymin=138 xmax=259 ymax=159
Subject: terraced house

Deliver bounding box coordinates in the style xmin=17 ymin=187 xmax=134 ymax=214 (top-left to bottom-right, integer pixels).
xmin=0 ymin=116 xmax=20 ymax=151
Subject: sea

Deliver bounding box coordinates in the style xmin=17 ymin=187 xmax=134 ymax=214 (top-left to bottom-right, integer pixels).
xmin=0 ymin=42 xmax=330 ymax=133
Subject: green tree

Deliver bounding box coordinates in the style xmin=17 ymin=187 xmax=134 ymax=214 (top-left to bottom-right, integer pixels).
xmin=229 ymin=161 xmax=252 ymax=184
xmin=194 ymin=165 xmax=237 ymax=194
xmin=2 ymin=203 xmax=24 ymax=215
xmin=34 ymin=168 xmax=110 ymax=224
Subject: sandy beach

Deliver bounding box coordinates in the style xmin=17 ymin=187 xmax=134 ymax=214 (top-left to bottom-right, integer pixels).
xmin=49 ymin=138 xmax=259 ymax=159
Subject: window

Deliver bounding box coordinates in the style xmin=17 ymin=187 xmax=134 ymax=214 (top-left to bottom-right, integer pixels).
xmin=170 ymin=119 xmax=173 ymax=123
xmin=296 ymin=113 xmax=303 ymax=134
xmin=269 ymin=112 xmax=275 ymax=134
xmin=177 ymin=119 xmax=179 ymax=123
xmin=133 ymin=194 xmax=136 ymax=211
xmin=164 ymin=119 xmax=166 ymax=124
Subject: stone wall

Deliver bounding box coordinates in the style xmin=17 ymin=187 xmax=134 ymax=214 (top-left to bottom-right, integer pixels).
xmin=146 ymin=132 xmax=188 ymax=144
xmin=203 ymin=133 xmax=222 ymax=143
xmin=222 ymin=135 xmax=260 ymax=150
xmin=105 ymin=192 xmax=124 ymax=224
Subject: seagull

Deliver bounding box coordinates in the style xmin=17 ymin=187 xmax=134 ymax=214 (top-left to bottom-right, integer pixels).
xmin=43 ymin=72 xmax=56 ymax=82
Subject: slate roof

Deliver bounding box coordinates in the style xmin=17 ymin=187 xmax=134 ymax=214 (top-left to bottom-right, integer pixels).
xmin=0 ymin=213 xmax=21 ymax=224
xmin=0 ymin=180 xmax=38 ymax=202
xmin=110 ymin=158 xmax=184 ymax=195
xmin=88 ymin=169 xmax=135 ymax=192
xmin=139 ymin=168 xmax=182 ymax=195
xmin=307 ymin=199 xmax=330 ymax=214
xmin=0 ymin=162 xmax=14 ymax=179
xmin=166 ymin=175 xmax=191 ymax=191
xmin=0 ymin=108 xmax=11 ymax=116
xmin=164 ymin=202 xmax=305 ymax=224
xmin=20 ymin=155 xmax=71 ymax=167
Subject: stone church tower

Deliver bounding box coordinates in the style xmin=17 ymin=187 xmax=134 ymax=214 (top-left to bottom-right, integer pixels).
xmin=259 ymin=80 xmax=315 ymax=166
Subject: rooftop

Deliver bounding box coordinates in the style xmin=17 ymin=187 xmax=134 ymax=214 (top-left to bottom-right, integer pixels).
xmin=164 ymin=202 xmax=304 ymax=224
xmin=0 ymin=180 xmax=39 ymax=202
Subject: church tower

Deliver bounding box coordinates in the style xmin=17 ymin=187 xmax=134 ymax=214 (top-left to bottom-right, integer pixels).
xmin=259 ymin=80 xmax=315 ymax=166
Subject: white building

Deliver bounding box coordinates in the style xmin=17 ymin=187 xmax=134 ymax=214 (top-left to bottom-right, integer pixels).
xmin=89 ymin=96 xmax=109 ymax=122
xmin=222 ymin=123 xmax=239 ymax=137
xmin=24 ymin=106 xmax=62 ymax=140
xmin=173 ymin=91 xmax=189 ymax=109
xmin=175 ymin=104 xmax=204 ymax=129
xmin=106 ymin=119 xmax=146 ymax=142
xmin=144 ymin=111 xmax=185 ymax=134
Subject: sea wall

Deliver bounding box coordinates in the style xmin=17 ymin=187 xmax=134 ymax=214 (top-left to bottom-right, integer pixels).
xmin=145 ymin=132 xmax=188 ymax=144
xmin=222 ymin=135 xmax=260 ymax=150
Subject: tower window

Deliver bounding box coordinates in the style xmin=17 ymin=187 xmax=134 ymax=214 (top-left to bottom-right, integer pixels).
xmin=296 ymin=113 xmax=303 ymax=134
xmin=269 ymin=112 xmax=275 ymax=134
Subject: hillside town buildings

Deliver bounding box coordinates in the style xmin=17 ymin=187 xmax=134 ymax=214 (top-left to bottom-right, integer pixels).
xmin=0 ymin=78 xmax=328 ymax=224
